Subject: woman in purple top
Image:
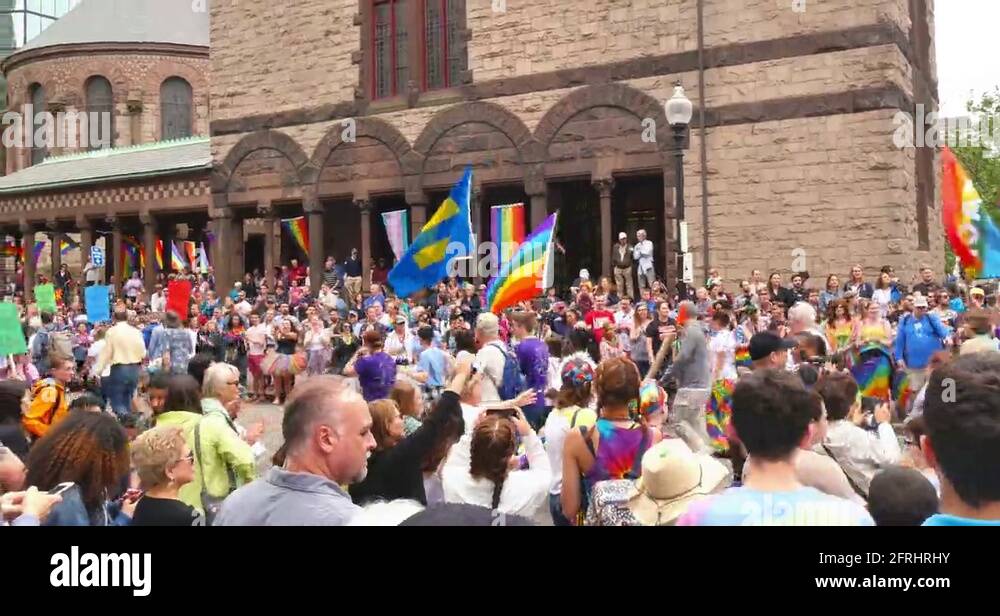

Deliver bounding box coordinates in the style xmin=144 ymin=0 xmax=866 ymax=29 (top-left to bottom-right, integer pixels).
xmin=345 ymin=329 xmax=397 ymax=401
xmin=510 ymin=312 xmax=550 ymax=430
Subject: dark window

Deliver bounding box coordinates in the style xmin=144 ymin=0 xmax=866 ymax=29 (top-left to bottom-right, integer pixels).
xmin=373 ymin=0 xmax=409 ymax=99
xmin=160 ymin=77 xmax=193 ymax=140
xmin=424 ymin=0 xmax=463 ymax=90
xmin=28 ymin=83 xmax=45 ymax=166
xmin=85 ymin=76 xmax=114 ymax=150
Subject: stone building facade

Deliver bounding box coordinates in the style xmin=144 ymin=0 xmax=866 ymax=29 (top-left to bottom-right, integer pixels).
xmin=0 ymin=0 xmax=212 ymax=296
xmin=209 ymin=0 xmax=942 ymax=295
xmin=0 ymin=0 xmax=944 ymax=299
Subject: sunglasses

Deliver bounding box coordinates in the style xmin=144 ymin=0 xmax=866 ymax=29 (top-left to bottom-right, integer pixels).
xmin=179 ymin=452 xmax=195 ymax=464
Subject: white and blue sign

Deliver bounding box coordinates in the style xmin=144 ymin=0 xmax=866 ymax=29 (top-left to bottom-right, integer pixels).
xmin=91 ymin=246 xmax=104 ymax=267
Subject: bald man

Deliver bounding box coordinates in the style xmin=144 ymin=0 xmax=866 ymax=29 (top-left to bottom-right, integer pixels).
xmin=215 ymin=377 xmax=376 ymax=526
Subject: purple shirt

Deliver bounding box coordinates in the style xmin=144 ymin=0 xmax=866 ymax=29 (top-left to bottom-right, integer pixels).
xmin=515 ymin=337 xmax=549 ymax=399
xmin=355 ymin=351 xmax=397 ymax=401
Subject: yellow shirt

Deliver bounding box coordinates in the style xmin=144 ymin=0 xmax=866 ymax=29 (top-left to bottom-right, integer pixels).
xmin=94 ymin=321 xmax=147 ymax=374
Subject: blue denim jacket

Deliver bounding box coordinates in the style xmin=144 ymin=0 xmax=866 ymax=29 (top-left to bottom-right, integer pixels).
xmin=43 ymin=485 xmax=131 ymax=527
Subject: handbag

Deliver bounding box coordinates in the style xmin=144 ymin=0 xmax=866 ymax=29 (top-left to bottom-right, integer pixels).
xmin=194 ymin=420 xmax=237 ymax=526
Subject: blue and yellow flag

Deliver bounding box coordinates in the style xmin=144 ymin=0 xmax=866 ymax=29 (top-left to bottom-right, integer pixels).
xmin=389 ymin=167 xmax=473 ymax=297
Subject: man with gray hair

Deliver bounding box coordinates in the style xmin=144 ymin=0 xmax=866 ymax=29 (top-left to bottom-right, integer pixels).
xmin=633 ymin=229 xmax=655 ymax=291
xmin=474 ymin=312 xmax=507 ymax=404
xmin=215 ymin=377 xmax=376 ymax=525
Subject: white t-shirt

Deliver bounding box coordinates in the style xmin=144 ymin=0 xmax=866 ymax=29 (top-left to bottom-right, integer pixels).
xmin=708 ymin=328 xmax=738 ymax=381
xmin=245 ymin=324 xmax=268 ymax=355
xmin=87 ymin=339 xmax=111 ymax=378
xmin=475 ymin=342 xmax=507 ymax=404
xmin=872 ymin=287 xmax=892 ymax=317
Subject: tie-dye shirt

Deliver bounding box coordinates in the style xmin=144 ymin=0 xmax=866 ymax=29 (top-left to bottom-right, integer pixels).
xmin=583 ymin=419 xmax=651 ymax=491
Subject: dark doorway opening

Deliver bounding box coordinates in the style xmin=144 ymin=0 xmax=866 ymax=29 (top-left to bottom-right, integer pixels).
xmin=321 ymin=199 xmax=360 ymax=265
xmin=613 ymin=174 xmax=667 ymax=285
xmin=244 ymin=233 xmax=264 ymax=277
xmin=372 ymin=194 xmax=408 ymax=268
xmin=548 ymin=178 xmax=600 ymax=294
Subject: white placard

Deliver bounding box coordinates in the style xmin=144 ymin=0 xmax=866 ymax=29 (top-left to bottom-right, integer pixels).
xmin=679 ymin=222 xmax=689 ymax=254
xmin=90 ymin=246 xmax=104 ymax=267
xmin=682 ymin=252 xmax=694 ymax=284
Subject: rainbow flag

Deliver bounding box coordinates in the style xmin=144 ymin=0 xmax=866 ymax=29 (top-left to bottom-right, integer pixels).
xmin=197 ymin=243 xmax=210 ymax=273
xmin=282 ymin=217 xmax=309 ymax=256
xmin=155 ymin=239 xmax=164 ymax=271
xmin=32 ymin=240 xmax=45 ymax=264
xmin=120 ymin=236 xmax=145 ymax=278
xmin=183 ymin=241 xmax=198 ymax=270
xmin=486 ymin=212 xmax=558 ymax=314
xmin=171 ymin=241 xmax=186 ymax=271
xmin=706 ymin=378 xmax=735 ymax=453
xmin=490 ymin=203 xmax=526 ymax=267
xmin=942 ymin=146 xmax=1000 ymax=278
xmin=893 ymin=371 xmax=913 ymax=415
xmin=0 ymin=239 xmax=18 ymax=257
xmin=849 ymin=344 xmax=893 ymax=402
xmin=735 ymin=344 xmax=751 ymax=369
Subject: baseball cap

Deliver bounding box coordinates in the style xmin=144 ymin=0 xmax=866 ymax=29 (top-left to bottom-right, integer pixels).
xmin=618 ymin=232 xmax=627 ymax=239
xmin=912 ymin=295 xmax=929 ymax=308
xmin=394 ymin=315 xmax=407 ymax=324
xmin=970 ymin=287 xmax=985 ymax=297
xmin=748 ymin=331 xmax=797 ymax=361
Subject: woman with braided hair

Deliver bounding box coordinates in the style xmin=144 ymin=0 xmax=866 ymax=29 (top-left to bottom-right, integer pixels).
xmin=25 ymin=411 xmax=133 ymax=526
xmin=559 ymin=356 xmax=662 ymax=525
xmin=442 ymin=405 xmax=551 ymax=517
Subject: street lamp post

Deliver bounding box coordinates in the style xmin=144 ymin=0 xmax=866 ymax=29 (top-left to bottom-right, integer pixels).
xmin=666 ymin=83 xmax=693 ymax=301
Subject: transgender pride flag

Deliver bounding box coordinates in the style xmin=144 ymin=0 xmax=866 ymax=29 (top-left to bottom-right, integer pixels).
xmin=381 ymin=210 xmax=410 ymax=262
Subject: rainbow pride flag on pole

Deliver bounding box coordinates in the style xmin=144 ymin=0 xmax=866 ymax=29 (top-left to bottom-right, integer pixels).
xmin=490 ymin=204 xmax=525 ymax=267
xmin=942 ymin=146 xmax=1000 ymax=278
xmin=155 ymin=239 xmax=164 ymax=271
xmin=183 ymin=241 xmax=198 ymax=270
xmin=282 ymin=217 xmax=310 ymax=257
xmin=486 ymin=212 xmax=558 ymax=314
xmin=32 ymin=240 xmax=45 ymax=264
xmin=171 ymin=241 xmax=187 ymax=271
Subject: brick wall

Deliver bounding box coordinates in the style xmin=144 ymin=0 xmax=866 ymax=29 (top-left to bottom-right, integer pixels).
xmin=5 ymin=51 xmax=209 ymax=172
xmin=210 ymin=0 xmax=358 ymax=123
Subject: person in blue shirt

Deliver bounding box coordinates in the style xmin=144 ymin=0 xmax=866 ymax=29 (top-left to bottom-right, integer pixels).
xmin=921 ymin=353 xmax=1000 ymax=526
xmin=416 ymin=326 xmax=451 ymax=400
xmin=362 ymin=283 xmax=387 ymax=312
xmin=893 ymin=295 xmax=948 ymax=394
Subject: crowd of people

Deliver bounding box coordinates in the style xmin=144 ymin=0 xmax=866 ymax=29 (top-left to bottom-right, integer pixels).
xmin=2 ymin=251 xmax=999 ymax=527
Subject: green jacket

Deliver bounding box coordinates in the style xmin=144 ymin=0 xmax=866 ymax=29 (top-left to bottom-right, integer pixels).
xmin=157 ymin=401 xmax=256 ymax=513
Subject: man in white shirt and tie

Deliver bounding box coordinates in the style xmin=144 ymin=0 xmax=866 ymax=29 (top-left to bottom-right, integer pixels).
xmin=633 ymin=229 xmax=655 ymax=291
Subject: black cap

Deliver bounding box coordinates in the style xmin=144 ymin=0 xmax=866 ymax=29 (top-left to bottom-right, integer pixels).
xmin=748 ymin=331 xmax=797 ymax=361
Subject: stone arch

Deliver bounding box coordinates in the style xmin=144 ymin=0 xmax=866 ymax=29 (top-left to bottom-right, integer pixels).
xmin=413 ymin=101 xmax=543 ymax=166
xmin=303 ymin=116 xmax=415 ymax=186
xmin=533 ymin=83 xmax=672 ymax=157
xmin=213 ymin=130 xmax=310 ymax=194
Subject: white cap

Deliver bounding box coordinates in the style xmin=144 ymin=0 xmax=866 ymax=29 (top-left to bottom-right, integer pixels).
xmin=579 ymin=269 xmax=590 ymax=279
xmin=618 ymin=232 xmax=627 ymax=239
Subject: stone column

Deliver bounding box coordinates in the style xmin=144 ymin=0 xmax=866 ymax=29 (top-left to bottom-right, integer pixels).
xmin=77 ymin=216 xmax=93 ymax=279
xmin=107 ymin=215 xmax=122 ymax=295
xmin=19 ymin=221 xmax=35 ymax=300
xmin=355 ymin=199 xmax=372 ymax=288
xmin=304 ymin=197 xmax=324 ymax=293
xmin=594 ymin=178 xmax=614 ymax=280
xmin=127 ymin=98 xmax=143 ymax=147
xmin=140 ymin=212 xmax=157 ymax=296
xmin=529 ymin=191 xmax=547 ymax=231
xmin=47 ymin=223 xmax=61 ymax=278
xmin=406 ymin=191 xmax=428 ymax=247
xmin=257 ymin=202 xmax=278 ymax=288
xmin=210 ymin=209 xmax=233 ymax=297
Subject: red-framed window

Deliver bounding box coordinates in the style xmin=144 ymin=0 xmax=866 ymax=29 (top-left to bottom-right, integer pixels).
xmin=372 ymin=0 xmax=410 ymax=99
xmin=423 ymin=0 xmax=462 ymax=91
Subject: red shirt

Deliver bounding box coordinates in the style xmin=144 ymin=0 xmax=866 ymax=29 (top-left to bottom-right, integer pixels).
xmin=371 ymin=266 xmax=389 ymax=285
xmin=290 ymin=265 xmax=307 ymax=285
xmin=585 ymin=310 xmax=616 ymax=343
